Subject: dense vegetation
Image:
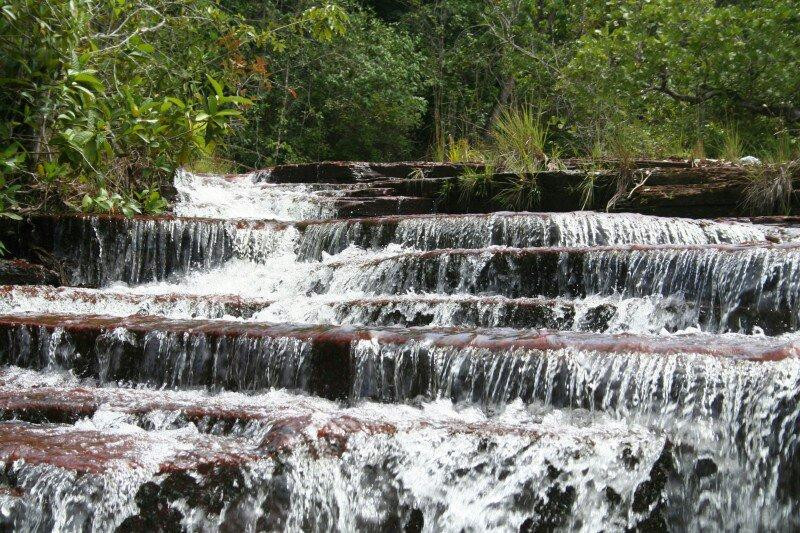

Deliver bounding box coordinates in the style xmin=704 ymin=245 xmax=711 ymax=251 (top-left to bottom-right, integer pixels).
xmin=1 ymin=0 xmax=799 ymax=227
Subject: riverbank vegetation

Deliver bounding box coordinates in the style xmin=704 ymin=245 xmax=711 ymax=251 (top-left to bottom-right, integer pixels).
xmin=1 ymin=0 xmax=798 ymax=222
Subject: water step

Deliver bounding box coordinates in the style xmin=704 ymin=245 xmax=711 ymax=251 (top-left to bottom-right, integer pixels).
xmin=615 ymin=182 xmax=746 ymax=218
xmin=611 ymin=166 xmax=800 ymax=217
xmin=0 ymin=420 xmax=256 ymax=475
xmin=331 ymin=195 xmax=435 ymax=218
xmin=624 ymin=165 xmax=748 ymax=187
xmin=255 ymin=161 xmax=472 ymax=183
xmin=0 ymin=367 xmax=645 ymax=440
xmin=318 ymin=243 xmax=800 ymax=332
xmin=1 ymin=286 xmax=711 ymax=334
xmin=9 ymin=214 xmax=291 ymax=286
xmin=0 ymin=376 xmax=673 ymax=532
xmin=174 ymin=169 xmax=441 ymax=220
xmin=7 ymin=212 xmax=779 ymax=287
xmin=0 ymin=313 xmax=795 ymax=401
xmin=297 ymin=211 xmax=774 ymax=259
xmin=0 ymin=285 xmax=273 ymax=319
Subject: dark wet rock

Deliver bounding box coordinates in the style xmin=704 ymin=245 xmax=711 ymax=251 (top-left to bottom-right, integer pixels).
xmin=632 ymin=442 xmax=674 ymax=527
xmin=579 ymin=303 xmax=616 ymax=332
xmin=404 ymin=508 xmax=424 ymax=533
xmin=693 ymin=457 xmax=718 ymax=479
xmin=117 ymin=481 xmax=184 ymax=533
xmin=621 ymin=447 xmax=642 ymax=470
xmin=0 ymin=259 xmax=59 ymax=286
xmin=518 ymin=484 xmax=576 ymax=532
xmin=119 ymin=465 xmax=255 ymax=531
xmin=258 ymin=161 xmax=474 ymax=184
xmin=628 ymin=504 xmax=669 ymax=533
xmin=605 ymin=486 xmax=622 ymax=507
xmin=0 ymin=486 xmax=26 ymax=532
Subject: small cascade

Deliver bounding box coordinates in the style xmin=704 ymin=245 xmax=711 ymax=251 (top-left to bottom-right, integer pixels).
xmin=349 ymin=340 xmax=800 ymax=529
xmin=0 ymin=384 xmax=671 ymax=532
xmin=3 ymin=165 xmax=800 ymax=531
xmin=315 ymin=244 xmax=800 ymax=334
xmin=296 ymin=211 xmax=773 ymax=260
xmin=0 ymin=322 xmax=316 ymax=394
xmin=0 ymin=286 xmax=273 ymax=319
xmin=21 ymin=216 xmax=298 ymax=286
xmin=174 ymin=169 xmax=342 ymax=220
xmin=174 ymin=169 xmax=437 ymax=221
xmin=2 ymin=287 xmax=707 ymax=334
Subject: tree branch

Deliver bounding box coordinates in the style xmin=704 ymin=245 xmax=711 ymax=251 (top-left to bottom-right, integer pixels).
xmin=646 ymin=73 xmax=719 ymax=104
xmin=648 ymin=73 xmax=800 ymax=123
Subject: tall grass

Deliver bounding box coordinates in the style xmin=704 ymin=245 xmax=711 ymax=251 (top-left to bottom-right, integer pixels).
xmin=457 ymin=163 xmax=495 ymax=205
xmin=493 ymin=173 xmax=541 ymax=211
xmin=763 ymin=132 xmax=799 ymax=164
xmin=490 ymin=107 xmax=549 ymax=174
xmin=441 ymin=107 xmax=553 ymax=210
xmin=433 ymin=112 xmax=797 ymax=212
xmin=441 ymin=136 xmax=485 ymax=163
xmin=582 ymin=123 xmax=643 ymax=211
xmin=720 ymin=125 xmax=744 ymax=161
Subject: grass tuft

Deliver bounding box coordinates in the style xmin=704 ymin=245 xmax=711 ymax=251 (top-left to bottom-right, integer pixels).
xmin=742 ymin=161 xmax=797 ymax=215
xmin=720 ymin=125 xmax=744 ymax=162
xmin=490 ymin=107 xmax=548 ymax=175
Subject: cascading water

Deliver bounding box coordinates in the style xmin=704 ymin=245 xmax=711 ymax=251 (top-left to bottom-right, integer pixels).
xmin=174 ymin=169 xmax=342 ymax=220
xmin=296 ymin=211 xmax=773 ymax=260
xmin=2 ymin=166 xmax=800 ymax=531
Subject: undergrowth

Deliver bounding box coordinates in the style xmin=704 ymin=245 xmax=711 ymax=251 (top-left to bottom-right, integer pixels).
xmin=441 ymin=111 xmax=800 ymax=214
xmin=742 ymin=161 xmax=798 ymax=215
xmin=441 ymin=107 xmax=555 ymax=210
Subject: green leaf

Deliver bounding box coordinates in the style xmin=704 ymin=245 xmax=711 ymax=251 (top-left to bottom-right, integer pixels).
xmin=1 ymin=4 xmax=17 ymax=21
xmin=165 ymin=97 xmax=185 ymax=110
xmin=219 ymin=95 xmax=253 ymax=106
xmin=71 ymin=71 xmax=105 ymax=93
xmin=206 ymin=74 xmax=224 ymax=98
xmin=213 ymin=109 xmax=242 ymax=117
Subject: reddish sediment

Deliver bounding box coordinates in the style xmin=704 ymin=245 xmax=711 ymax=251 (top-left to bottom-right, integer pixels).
xmin=0 ymin=312 xmax=794 ymax=362
xmin=0 ymin=422 xmax=259 ymax=474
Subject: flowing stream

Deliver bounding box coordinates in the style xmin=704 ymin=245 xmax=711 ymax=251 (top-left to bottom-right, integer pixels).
xmin=1 ymin=168 xmax=799 ymax=531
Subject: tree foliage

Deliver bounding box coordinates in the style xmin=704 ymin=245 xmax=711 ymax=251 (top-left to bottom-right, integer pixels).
xmin=228 ymin=2 xmax=425 ymax=164
xmin=0 ymin=0 xmax=798 ymax=219
xmin=0 ymin=0 xmax=345 ymax=216
xmin=567 ymin=0 xmax=800 ymax=151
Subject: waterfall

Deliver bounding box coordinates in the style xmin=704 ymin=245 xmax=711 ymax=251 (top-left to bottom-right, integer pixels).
xmin=349 ymin=339 xmax=800 ymax=529
xmin=2 ymin=166 xmax=800 ymax=531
